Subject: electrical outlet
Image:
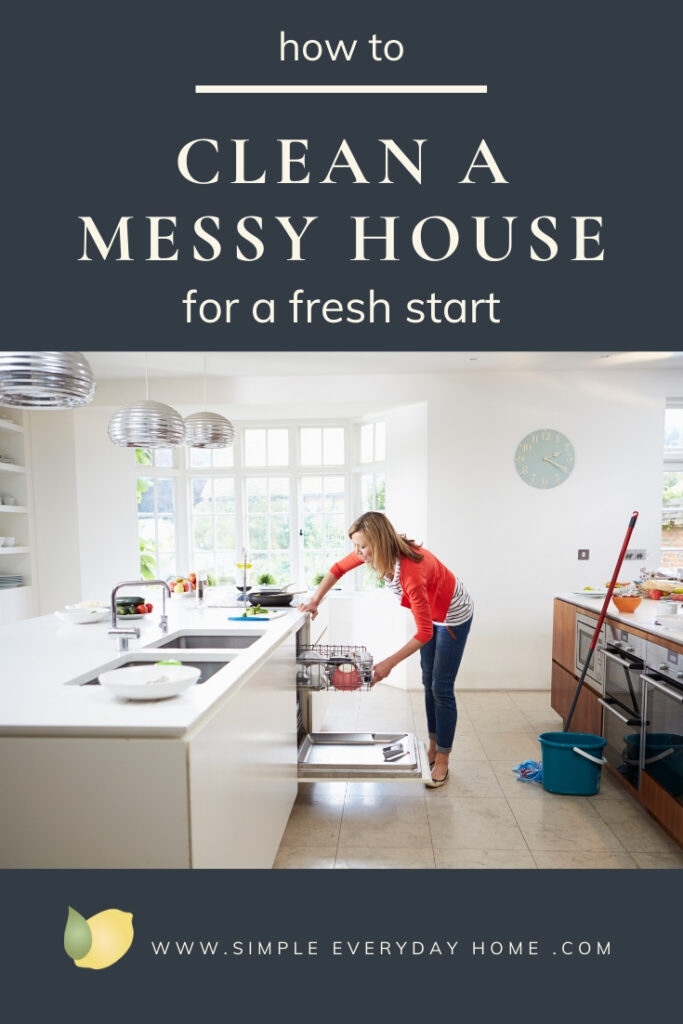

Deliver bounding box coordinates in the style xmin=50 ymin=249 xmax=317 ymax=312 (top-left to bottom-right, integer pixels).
xmin=624 ymin=548 xmax=647 ymax=560
xmin=578 ymin=549 xmax=590 ymax=560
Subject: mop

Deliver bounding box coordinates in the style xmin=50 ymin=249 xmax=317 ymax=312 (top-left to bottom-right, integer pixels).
xmin=512 ymin=510 xmax=640 ymax=785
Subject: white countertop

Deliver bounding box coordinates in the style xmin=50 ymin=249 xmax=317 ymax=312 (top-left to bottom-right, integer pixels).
xmin=0 ymin=600 xmax=307 ymax=738
xmin=556 ymin=592 xmax=683 ymax=644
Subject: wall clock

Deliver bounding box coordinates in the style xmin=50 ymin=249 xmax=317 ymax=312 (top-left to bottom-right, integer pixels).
xmin=514 ymin=428 xmax=575 ymax=489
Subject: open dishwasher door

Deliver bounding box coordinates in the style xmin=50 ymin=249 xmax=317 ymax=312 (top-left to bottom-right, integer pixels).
xmin=296 ymin=644 xmax=431 ymax=783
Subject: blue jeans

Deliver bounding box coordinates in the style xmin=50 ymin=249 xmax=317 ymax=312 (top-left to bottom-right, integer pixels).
xmin=420 ymin=617 xmax=473 ymax=754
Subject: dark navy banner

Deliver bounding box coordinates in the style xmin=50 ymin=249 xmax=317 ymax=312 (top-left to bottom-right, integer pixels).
xmin=2 ymin=870 xmax=680 ymax=1021
xmin=5 ymin=0 xmax=677 ymax=351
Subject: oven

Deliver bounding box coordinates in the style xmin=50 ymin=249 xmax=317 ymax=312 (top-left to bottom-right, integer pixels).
xmin=575 ymin=612 xmax=605 ymax=690
xmin=639 ymin=641 xmax=683 ymax=805
xmin=598 ymin=625 xmax=646 ymax=789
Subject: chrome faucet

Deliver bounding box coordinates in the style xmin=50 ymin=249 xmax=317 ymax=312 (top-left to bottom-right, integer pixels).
xmin=109 ymin=579 xmax=172 ymax=650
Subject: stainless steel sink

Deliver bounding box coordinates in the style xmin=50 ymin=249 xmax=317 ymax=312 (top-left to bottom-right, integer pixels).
xmin=64 ymin=648 xmax=240 ymax=686
xmin=151 ymin=632 xmax=261 ymax=650
xmin=76 ymin=658 xmax=229 ymax=686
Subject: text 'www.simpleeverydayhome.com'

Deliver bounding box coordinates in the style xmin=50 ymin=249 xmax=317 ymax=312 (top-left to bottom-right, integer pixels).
xmin=149 ymin=938 xmax=612 ymax=959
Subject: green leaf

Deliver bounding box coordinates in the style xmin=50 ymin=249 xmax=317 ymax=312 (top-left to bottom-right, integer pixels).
xmin=64 ymin=906 xmax=92 ymax=960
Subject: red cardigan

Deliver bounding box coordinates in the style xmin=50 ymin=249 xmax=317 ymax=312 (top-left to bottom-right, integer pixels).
xmin=329 ymin=547 xmax=455 ymax=643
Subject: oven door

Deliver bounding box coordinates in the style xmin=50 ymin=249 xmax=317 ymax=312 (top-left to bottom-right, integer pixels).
xmin=603 ymin=646 xmax=645 ymax=717
xmin=599 ymin=639 xmax=646 ymax=788
xmin=598 ymin=694 xmax=643 ymax=790
xmin=641 ymin=669 xmax=683 ymax=805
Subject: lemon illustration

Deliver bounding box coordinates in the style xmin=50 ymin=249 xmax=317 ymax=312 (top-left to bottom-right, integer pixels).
xmin=74 ymin=909 xmax=134 ymax=970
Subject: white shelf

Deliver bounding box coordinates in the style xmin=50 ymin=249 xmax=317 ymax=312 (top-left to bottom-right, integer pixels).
xmin=0 ymin=506 xmax=27 ymax=513
xmin=0 ymin=464 xmax=26 ymax=474
xmin=0 ymin=547 xmax=30 ymax=555
xmin=0 ymin=419 xmax=24 ymax=434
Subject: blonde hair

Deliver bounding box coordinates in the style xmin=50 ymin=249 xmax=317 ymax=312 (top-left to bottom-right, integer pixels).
xmin=348 ymin=511 xmax=423 ymax=579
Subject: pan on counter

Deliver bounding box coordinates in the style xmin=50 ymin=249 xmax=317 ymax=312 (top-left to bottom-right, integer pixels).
xmin=247 ymin=585 xmax=305 ymax=607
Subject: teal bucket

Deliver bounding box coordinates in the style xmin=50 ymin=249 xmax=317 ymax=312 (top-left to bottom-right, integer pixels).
xmin=538 ymin=732 xmax=607 ymax=795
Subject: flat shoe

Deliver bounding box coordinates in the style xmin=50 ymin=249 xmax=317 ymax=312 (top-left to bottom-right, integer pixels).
xmin=425 ymin=769 xmax=449 ymax=789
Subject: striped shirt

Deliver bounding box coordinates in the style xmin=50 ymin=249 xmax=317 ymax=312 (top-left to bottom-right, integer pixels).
xmin=386 ymin=561 xmax=474 ymax=627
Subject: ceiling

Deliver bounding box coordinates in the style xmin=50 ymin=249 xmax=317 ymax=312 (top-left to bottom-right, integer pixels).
xmin=82 ymin=350 xmax=683 ymax=380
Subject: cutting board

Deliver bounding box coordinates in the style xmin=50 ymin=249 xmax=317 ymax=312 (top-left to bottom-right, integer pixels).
xmin=227 ymin=610 xmax=288 ymax=621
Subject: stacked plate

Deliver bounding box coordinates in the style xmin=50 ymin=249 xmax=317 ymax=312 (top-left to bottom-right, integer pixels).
xmin=0 ymin=575 xmax=22 ymax=589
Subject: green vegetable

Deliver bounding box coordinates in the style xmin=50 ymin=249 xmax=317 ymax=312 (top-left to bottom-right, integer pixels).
xmin=241 ymin=604 xmax=268 ymax=617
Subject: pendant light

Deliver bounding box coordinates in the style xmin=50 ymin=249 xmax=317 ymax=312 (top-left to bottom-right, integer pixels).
xmin=183 ymin=353 xmax=236 ymax=449
xmin=0 ymin=351 xmax=96 ymax=408
xmin=108 ymin=353 xmax=185 ymax=448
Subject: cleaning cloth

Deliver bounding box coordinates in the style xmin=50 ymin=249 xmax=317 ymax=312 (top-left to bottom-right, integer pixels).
xmin=511 ymin=759 xmax=543 ymax=783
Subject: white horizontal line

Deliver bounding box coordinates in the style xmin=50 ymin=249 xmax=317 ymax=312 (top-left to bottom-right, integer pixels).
xmin=195 ymin=84 xmax=487 ymax=94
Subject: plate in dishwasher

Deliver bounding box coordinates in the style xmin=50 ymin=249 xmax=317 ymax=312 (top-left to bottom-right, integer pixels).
xmin=297 ymin=732 xmax=429 ymax=781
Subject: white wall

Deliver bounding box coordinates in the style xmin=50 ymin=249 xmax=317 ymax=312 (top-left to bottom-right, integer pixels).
xmin=28 ymin=411 xmax=82 ymax=611
xmin=27 ymin=364 xmax=682 ymax=690
xmin=424 ymin=371 xmax=666 ymax=690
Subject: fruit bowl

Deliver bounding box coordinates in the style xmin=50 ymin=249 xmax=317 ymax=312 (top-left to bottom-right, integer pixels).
xmin=611 ymin=595 xmax=642 ymax=613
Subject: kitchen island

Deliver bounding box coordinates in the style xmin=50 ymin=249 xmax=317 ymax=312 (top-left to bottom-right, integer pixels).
xmin=0 ymin=600 xmax=311 ymax=868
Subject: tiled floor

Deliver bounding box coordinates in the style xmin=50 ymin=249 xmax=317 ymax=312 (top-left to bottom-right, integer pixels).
xmin=274 ymin=686 xmax=683 ymax=869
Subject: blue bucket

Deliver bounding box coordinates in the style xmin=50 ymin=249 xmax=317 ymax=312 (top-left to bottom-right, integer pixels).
xmin=538 ymin=732 xmax=607 ymax=796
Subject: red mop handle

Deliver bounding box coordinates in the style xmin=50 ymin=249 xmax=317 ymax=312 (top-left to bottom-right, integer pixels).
xmin=564 ymin=510 xmax=639 ymax=732
xmin=589 ymin=510 xmax=639 ymax=647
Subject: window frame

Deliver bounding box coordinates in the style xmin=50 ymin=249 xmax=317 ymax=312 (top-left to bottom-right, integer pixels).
xmin=135 ymin=418 xmax=375 ymax=587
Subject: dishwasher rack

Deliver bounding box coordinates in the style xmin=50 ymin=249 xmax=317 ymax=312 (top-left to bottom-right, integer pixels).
xmin=296 ymin=643 xmax=373 ymax=691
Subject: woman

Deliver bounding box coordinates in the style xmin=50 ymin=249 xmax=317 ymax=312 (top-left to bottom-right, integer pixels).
xmin=299 ymin=511 xmax=473 ymax=789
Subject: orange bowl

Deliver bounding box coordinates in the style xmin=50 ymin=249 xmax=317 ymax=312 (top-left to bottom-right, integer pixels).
xmin=611 ymin=595 xmax=642 ymax=613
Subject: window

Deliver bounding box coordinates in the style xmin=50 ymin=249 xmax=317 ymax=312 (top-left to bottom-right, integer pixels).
xmin=136 ymin=449 xmax=177 ymax=581
xmin=662 ymin=401 xmax=683 ymax=569
xmin=300 ymin=426 xmax=345 ymax=466
xmin=301 ymin=475 xmax=347 ymax=583
xmin=190 ymin=476 xmax=236 ymax=582
xmin=358 ymin=420 xmax=386 ymax=513
xmin=246 ymin=476 xmax=291 ymax=581
xmin=354 ymin=420 xmax=387 ymax=587
xmin=134 ymin=422 xmax=362 ymax=588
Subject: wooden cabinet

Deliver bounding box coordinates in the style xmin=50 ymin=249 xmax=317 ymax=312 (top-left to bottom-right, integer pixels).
xmin=551 ymin=598 xmax=600 ymax=733
xmin=551 ymin=661 xmax=602 ymax=734
xmin=552 ymin=598 xmax=577 ymax=674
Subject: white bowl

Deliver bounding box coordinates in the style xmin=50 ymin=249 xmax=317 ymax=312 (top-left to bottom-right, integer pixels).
xmin=3 ymin=537 xmax=15 ymax=547
xmin=55 ymin=607 xmax=110 ymax=625
xmin=0 ymin=538 xmax=6 ymax=546
xmin=98 ymin=664 xmax=200 ymax=700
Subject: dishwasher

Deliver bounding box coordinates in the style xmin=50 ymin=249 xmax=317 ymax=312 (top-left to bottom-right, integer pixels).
xmin=296 ymin=641 xmax=430 ymax=782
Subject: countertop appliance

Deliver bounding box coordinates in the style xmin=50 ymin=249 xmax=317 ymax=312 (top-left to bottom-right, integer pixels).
xmin=575 ymin=611 xmax=605 ymax=690
xmin=296 ymin=641 xmax=429 ymax=782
